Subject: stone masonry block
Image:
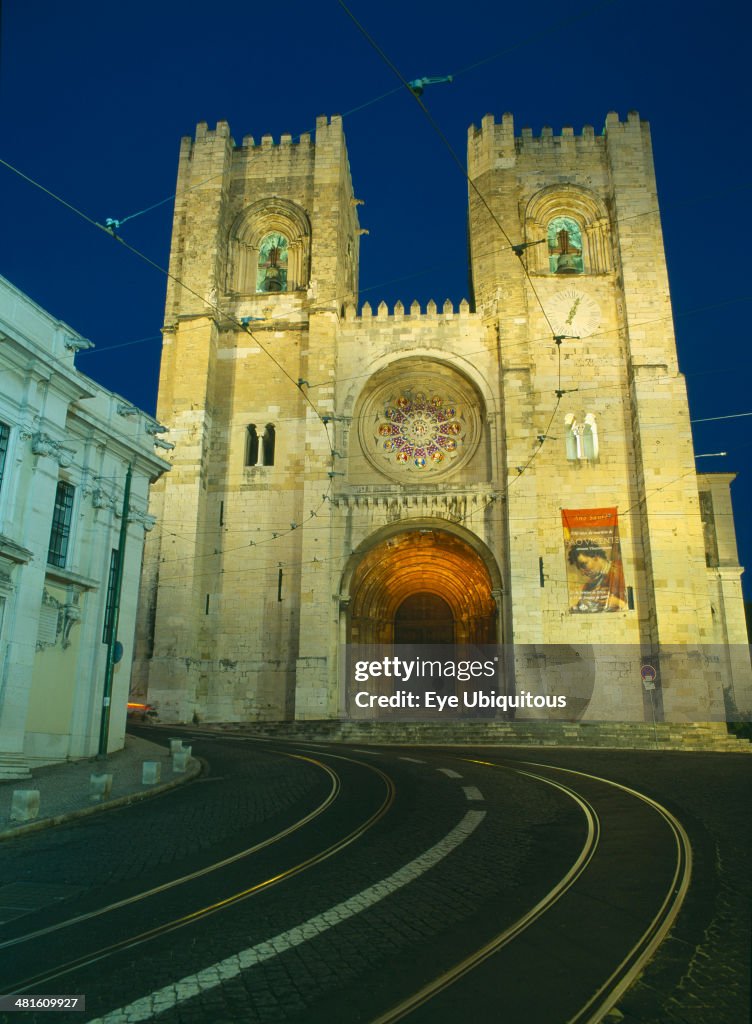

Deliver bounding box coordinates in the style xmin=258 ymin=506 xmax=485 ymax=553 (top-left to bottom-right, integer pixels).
xmin=10 ymin=789 xmax=40 ymax=822
xmin=142 ymin=761 xmax=162 ymax=785
xmin=89 ymin=773 xmax=113 ymax=802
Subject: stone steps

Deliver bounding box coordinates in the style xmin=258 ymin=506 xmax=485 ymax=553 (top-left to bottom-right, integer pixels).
xmin=0 ymin=754 xmax=32 ymax=780
xmin=211 ymin=720 xmax=751 ymax=753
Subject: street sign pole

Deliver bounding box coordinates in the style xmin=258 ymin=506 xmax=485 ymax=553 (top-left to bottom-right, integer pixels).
xmin=641 ymin=664 xmax=659 ymax=749
xmin=98 ymin=465 xmax=132 ymax=759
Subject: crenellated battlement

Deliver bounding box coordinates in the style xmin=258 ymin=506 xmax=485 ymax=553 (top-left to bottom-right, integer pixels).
xmin=468 ymin=109 xmax=644 ymax=148
xmin=184 ymin=116 xmax=345 ymax=153
xmin=343 ymin=298 xmax=475 ymax=322
xmin=467 ymin=109 xmax=650 ymax=181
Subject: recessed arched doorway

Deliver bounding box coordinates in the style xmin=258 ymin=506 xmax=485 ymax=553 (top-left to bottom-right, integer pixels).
xmin=343 ymin=527 xmax=501 ymax=714
xmin=346 ymin=527 xmax=499 ymax=646
xmin=394 ymin=592 xmax=455 ymax=645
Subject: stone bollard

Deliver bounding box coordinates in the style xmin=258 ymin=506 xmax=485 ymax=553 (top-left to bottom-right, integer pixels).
xmin=11 ymin=790 xmax=40 ymax=822
xmin=172 ymin=750 xmax=190 ymax=773
xmin=142 ymin=761 xmax=161 ymax=785
xmin=90 ymin=773 xmax=113 ymax=802
xmin=169 ymin=738 xmax=184 ymax=754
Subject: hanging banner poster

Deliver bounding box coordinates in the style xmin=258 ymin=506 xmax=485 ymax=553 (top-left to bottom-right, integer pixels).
xmin=562 ymin=507 xmax=627 ymax=613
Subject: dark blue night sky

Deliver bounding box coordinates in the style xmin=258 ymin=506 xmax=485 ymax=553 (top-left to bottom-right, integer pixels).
xmin=2 ymin=1 xmax=750 ymax=596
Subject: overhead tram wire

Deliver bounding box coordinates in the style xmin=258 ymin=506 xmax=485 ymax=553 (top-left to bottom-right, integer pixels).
xmin=691 ymin=411 xmax=752 ymax=423
xmin=151 ymin=437 xmax=752 ymax=596
xmin=333 ymin=0 xmax=633 ymax=492
xmin=0 ymin=155 xmax=342 ymax=553
xmin=337 ymin=1 xmax=559 ymax=335
xmin=98 ymin=1 xmax=617 ymax=232
xmin=305 ymin=291 xmax=751 ymax=403
xmin=4 ymin=153 xmax=738 ymax=491
xmin=92 ymin=157 xmax=752 ymax=307
xmin=3 ymin=159 xmax=745 ymax=590
xmin=152 ymin=406 xmax=752 ymax=595
xmin=80 ymin=284 xmax=751 ymax=404
xmin=93 ymin=177 xmax=748 ymax=348
xmin=4 ymin=139 xmax=744 ymax=564
xmin=0 ymin=156 xmax=334 ymax=440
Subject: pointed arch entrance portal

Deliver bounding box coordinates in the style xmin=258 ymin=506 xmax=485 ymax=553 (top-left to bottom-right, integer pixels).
xmin=347 ymin=528 xmax=498 ymax=646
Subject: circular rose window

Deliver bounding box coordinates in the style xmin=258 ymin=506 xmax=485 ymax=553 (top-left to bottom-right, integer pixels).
xmin=358 ymin=367 xmax=480 ymax=480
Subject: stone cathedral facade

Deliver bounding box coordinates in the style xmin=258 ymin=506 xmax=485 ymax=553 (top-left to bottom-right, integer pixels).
xmin=133 ymin=111 xmax=751 ymax=725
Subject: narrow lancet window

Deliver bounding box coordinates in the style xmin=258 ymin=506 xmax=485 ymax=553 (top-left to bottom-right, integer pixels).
xmin=262 ymin=424 xmax=276 ymax=466
xmin=246 ymin=424 xmax=259 ymax=467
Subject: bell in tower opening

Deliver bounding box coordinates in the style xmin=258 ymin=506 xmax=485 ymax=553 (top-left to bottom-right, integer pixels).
xmin=257 ymin=232 xmax=289 ymax=292
xmin=548 ymin=216 xmax=584 ymax=274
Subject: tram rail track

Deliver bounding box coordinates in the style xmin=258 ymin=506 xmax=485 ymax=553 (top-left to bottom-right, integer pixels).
xmin=367 ymin=753 xmax=693 ymax=1024
xmin=0 ymin=746 xmax=395 ymax=996
xmin=0 ymin=742 xmax=697 ymax=1024
xmin=0 ymin=750 xmax=339 ymax=953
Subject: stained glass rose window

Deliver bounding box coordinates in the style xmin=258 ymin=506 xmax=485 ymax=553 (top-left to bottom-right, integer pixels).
xmin=376 ymin=392 xmax=464 ymax=468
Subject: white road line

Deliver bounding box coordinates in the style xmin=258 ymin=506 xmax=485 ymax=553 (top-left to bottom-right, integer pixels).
xmin=285 ymin=746 xmax=333 ymax=754
xmin=437 ymin=768 xmax=462 ymax=779
xmin=399 ymin=756 xmax=425 ymax=763
xmin=463 ymin=786 xmax=484 ymax=802
xmin=350 ymin=749 xmax=382 ymax=755
xmin=86 ymin=811 xmax=486 ymax=1024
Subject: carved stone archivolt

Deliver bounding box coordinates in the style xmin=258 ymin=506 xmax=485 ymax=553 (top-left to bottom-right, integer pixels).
xmin=524 ymin=184 xmax=612 ymax=275
xmin=227 ymin=198 xmax=311 ymax=295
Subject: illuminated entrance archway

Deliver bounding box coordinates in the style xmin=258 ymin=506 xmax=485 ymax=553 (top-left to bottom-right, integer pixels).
xmin=395 ymin=592 xmax=454 ymax=644
xmin=346 ymin=527 xmax=499 ymax=646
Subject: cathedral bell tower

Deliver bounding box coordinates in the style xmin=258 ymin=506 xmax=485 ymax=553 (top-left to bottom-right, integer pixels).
xmin=133 ymin=116 xmax=360 ymax=723
xmin=466 ymin=111 xmax=744 ymax=721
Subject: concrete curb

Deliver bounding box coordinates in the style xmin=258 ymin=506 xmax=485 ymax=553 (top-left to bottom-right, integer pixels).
xmin=0 ymin=756 xmax=203 ymax=843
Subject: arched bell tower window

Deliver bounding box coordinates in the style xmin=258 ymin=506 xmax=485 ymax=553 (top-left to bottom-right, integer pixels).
xmin=524 ymin=186 xmax=612 ymax=275
xmin=228 ymin=199 xmax=310 ymax=295
xmin=548 ymin=216 xmax=583 ymax=274
xmin=256 ymin=233 xmax=289 ymax=293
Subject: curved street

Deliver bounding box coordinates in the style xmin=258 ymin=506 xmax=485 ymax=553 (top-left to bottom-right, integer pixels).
xmin=0 ymin=731 xmax=748 ymax=1024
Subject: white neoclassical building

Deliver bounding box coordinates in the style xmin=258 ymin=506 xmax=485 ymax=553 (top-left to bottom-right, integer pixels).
xmin=0 ymin=275 xmax=169 ymax=777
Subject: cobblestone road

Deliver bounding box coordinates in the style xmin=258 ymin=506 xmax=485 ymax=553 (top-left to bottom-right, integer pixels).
xmin=0 ymin=738 xmax=747 ymax=1024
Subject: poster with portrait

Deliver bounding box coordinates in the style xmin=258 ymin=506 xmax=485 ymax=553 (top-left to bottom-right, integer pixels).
xmin=562 ymin=507 xmax=627 ymax=613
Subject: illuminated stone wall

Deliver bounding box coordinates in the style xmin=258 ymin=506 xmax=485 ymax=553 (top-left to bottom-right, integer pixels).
xmin=134 ymin=112 xmax=751 ymax=724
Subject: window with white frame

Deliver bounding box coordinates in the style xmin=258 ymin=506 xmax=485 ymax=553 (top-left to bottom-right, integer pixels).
xmin=47 ymin=480 xmax=75 ymax=567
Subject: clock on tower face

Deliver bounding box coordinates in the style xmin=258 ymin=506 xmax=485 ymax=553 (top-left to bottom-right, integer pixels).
xmin=547 ymin=288 xmax=601 ymax=339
